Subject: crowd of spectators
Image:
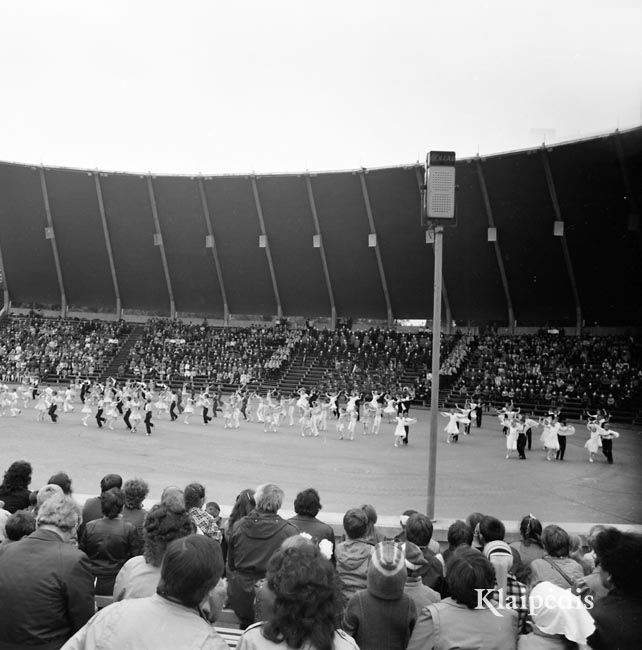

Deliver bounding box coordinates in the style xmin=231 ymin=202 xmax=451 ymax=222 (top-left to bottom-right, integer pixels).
xmin=124 ymin=319 xmax=302 ymax=386
xmin=0 ymin=314 xmax=130 ymax=383
xmin=452 ymin=332 xmax=642 ymax=414
xmin=0 ymin=458 xmax=640 ymax=649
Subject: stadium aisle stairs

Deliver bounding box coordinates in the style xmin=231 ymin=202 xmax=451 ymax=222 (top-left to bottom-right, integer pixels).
xmin=98 ymin=324 xmax=145 ymax=383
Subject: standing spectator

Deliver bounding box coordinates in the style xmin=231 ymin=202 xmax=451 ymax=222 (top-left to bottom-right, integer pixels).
xmin=121 ymin=477 xmax=150 ymax=554
xmin=79 ymin=488 xmax=138 ymax=596
xmin=343 ymin=541 xmax=416 ymax=650
xmin=0 ymin=460 xmax=32 ymax=513
xmin=288 ymin=488 xmax=335 ymax=554
xmin=63 ymin=536 xmax=230 ymax=650
xmin=227 ymin=483 xmax=298 ymax=628
xmin=586 ymin=528 xmax=642 ymax=650
xmin=0 ymin=494 xmax=94 ymax=648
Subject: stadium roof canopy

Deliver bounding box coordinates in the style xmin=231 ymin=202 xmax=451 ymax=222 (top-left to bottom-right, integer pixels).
xmin=0 ymin=126 xmax=640 ymax=327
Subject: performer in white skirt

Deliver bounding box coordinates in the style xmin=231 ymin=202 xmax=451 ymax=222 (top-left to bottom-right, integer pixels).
xmin=584 ymin=422 xmax=602 ymax=463
xmin=394 ymin=415 xmax=416 ymax=447
xmin=505 ymin=417 xmax=520 ymax=459
xmin=183 ymin=395 xmax=195 ymax=424
xmin=441 ymin=409 xmax=461 ymax=444
xmin=541 ymin=416 xmax=560 ymax=461
xmin=383 ymin=395 xmax=397 ymax=423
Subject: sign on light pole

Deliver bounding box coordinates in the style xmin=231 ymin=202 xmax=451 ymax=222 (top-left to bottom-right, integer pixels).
xmin=423 ymin=151 xmax=456 ymax=520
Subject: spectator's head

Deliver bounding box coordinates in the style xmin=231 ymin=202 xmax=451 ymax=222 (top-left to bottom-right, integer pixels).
xmin=403 ymin=541 xmax=430 ymax=579
xmin=294 ymin=488 xmax=322 ymax=517
xmin=343 ymin=508 xmax=369 ymax=540
xmin=255 ymin=484 xmax=284 ymax=513
xmin=519 ymin=514 xmax=543 ymax=546
xmin=5 ymin=509 xmax=36 ymax=541
xmin=160 ymin=485 xmax=185 ymax=510
xmin=100 ymin=474 xmax=122 ymax=493
xmin=205 ymin=502 xmax=220 ymax=519
xmin=35 ymin=484 xmax=64 ymax=512
xmin=47 ymin=472 xmax=72 ymax=495
xmin=479 ymin=516 xmax=505 ymax=543
xmin=263 ymin=543 xmax=341 ymax=649
xmin=1 ymin=460 xmax=32 ymax=492
xmin=542 ymin=525 xmax=571 ymax=558
xmin=143 ymin=502 xmax=195 ymax=567
xmin=100 ymin=487 xmax=125 ymax=519
xmin=123 ymin=478 xmax=149 ymax=511
xmin=406 ymin=513 xmax=433 ymax=547
xmin=156 ymin=535 xmax=224 ymax=608
xmin=528 ymin=581 xmax=596 ymax=644
xmin=368 ymin=541 xmax=406 ymax=600
xmin=361 ymin=504 xmax=378 ymax=525
xmin=587 ymin=524 xmax=608 ymax=552
xmin=36 ymin=494 xmax=82 ymax=537
xmin=447 ymin=520 xmax=473 ymax=549
xmin=593 ymin=528 xmax=642 ymax=596
xmin=448 ymin=549 xmax=496 ymax=609
xmin=399 ymin=509 xmax=418 ymax=530
xmin=184 ymin=483 xmax=206 ymax=510
xmin=228 ymin=488 xmax=256 ymax=528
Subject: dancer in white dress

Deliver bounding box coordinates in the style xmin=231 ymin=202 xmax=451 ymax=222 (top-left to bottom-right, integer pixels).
xmin=383 ymin=396 xmax=397 ymax=423
xmin=541 ymin=416 xmax=560 ymax=461
xmin=505 ymin=417 xmax=519 ymax=459
xmin=584 ymin=422 xmax=602 ymax=463
xmin=183 ymin=395 xmax=195 ymax=424
xmin=441 ymin=409 xmax=461 ymax=444
xmin=394 ymin=415 xmax=416 ymax=447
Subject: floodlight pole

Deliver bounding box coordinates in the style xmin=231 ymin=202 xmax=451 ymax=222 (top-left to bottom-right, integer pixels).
xmin=427 ymin=224 xmax=443 ymax=521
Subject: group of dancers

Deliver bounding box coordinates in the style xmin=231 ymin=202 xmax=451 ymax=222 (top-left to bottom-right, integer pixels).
xmin=2 ymin=377 xmax=419 ymax=446
xmin=438 ymin=399 xmax=620 ymax=464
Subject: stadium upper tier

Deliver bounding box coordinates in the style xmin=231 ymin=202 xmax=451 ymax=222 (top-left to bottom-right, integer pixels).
xmin=0 ymin=127 xmax=640 ymax=326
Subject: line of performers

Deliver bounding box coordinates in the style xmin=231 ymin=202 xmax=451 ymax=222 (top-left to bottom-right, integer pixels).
xmin=2 ymin=378 xmax=419 ymax=446
xmin=440 ymin=400 xmax=620 ymax=464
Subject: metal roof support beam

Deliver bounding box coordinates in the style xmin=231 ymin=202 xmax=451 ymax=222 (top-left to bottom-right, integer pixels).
xmin=197 ymin=177 xmax=229 ymax=324
xmin=614 ymin=129 xmax=641 ymax=236
xmin=0 ymin=240 xmax=9 ymax=313
xmin=476 ymin=158 xmax=515 ymax=332
xmin=94 ymin=173 xmax=122 ymax=320
xmin=359 ymin=170 xmax=393 ymax=327
xmin=540 ymin=147 xmax=583 ymax=334
xmin=146 ymin=175 xmax=176 ymax=318
xmin=39 ymin=167 xmax=67 ymax=317
xmin=250 ymin=176 xmax=282 ymax=319
xmin=305 ymin=174 xmax=337 ymax=329
xmin=415 ymin=166 xmax=453 ymax=333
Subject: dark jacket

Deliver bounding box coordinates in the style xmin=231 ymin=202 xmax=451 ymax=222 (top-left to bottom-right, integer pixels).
xmin=288 ymin=514 xmax=335 ymax=547
xmin=79 ymin=516 xmax=138 ymax=579
xmin=228 ymin=509 xmax=298 ymax=576
xmin=0 ymin=528 xmax=95 ymax=649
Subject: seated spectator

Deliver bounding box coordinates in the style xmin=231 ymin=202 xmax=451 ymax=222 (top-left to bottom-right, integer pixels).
xmin=0 ymin=494 xmax=94 ymax=648
xmin=185 ymin=482 xmax=222 ymax=541
xmin=35 ymin=483 xmax=64 ymax=514
xmin=442 ymin=520 xmax=475 ymax=570
xmin=405 ymin=513 xmax=445 ymax=591
xmin=361 ymin=503 xmax=385 ymax=545
xmin=573 ymin=526 xmax=611 ymax=605
xmin=335 ymin=507 xmax=373 ymax=605
xmin=48 ymin=471 xmax=73 ymax=495
xmin=81 ymin=473 xmax=122 ymax=531
xmin=206 ymin=501 xmax=222 ymax=527
xmin=0 ymin=459 xmax=32 ymax=513
xmin=238 ymin=542 xmax=357 ymax=650
xmin=510 ymin=514 xmax=546 ymax=568
xmin=4 ymin=509 xmax=36 ymax=541
xmin=63 ymin=535 xmax=230 ymax=650
xmin=402 ymin=541 xmax=441 ymax=612
xmin=530 ymin=525 xmax=585 ymax=590
xmin=517 ymin=580 xmax=595 ymax=649
xmin=288 ymin=488 xmax=335 ymax=554
xmin=569 ymin=533 xmax=593 ymax=576
xmin=407 ymin=550 xmax=517 ymax=650
xmin=0 ymin=500 xmax=10 ymax=542
xmin=586 ymin=528 xmax=642 ymax=650
xmin=467 ymin=511 xmax=486 ymax=551
xmin=160 ymin=484 xmax=185 ymax=510
xmin=121 ymin=478 xmax=149 ymax=553
xmin=114 ymin=501 xmax=194 ymax=601
xmin=393 ymin=508 xmax=418 ymax=544
xmin=227 ymin=483 xmax=298 ymax=629
xmin=479 ymin=516 xmax=515 ymax=591
xmin=343 ymin=541 xmax=416 ymax=650
xmin=79 ymin=487 xmax=139 ymax=595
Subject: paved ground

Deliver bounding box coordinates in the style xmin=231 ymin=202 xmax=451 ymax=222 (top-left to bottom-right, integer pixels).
xmin=1 ymin=401 xmax=641 ymax=526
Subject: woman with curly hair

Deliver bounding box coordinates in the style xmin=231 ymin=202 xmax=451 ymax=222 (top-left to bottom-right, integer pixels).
xmin=121 ymin=477 xmax=149 ymax=553
xmin=0 ymin=460 xmax=32 ymax=513
xmin=237 ymin=543 xmax=357 ymax=650
xmin=113 ymin=500 xmax=194 ymax=601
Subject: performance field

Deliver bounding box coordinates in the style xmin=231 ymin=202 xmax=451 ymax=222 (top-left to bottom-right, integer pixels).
xmin=1 ymin=401 xmax=641 ymax=526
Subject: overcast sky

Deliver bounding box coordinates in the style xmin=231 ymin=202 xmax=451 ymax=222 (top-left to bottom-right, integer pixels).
xmin=0 ymin=0 xmax=640 ymax=175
